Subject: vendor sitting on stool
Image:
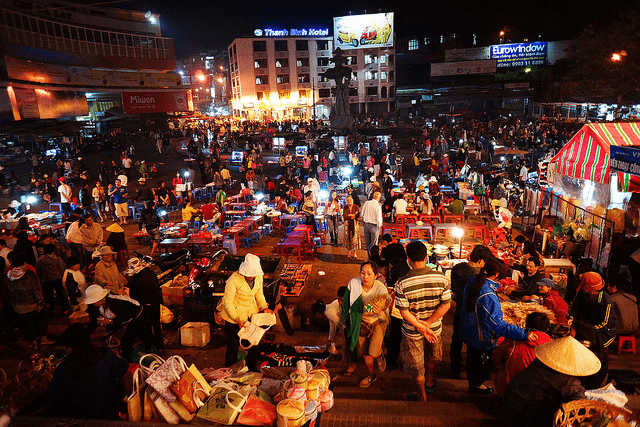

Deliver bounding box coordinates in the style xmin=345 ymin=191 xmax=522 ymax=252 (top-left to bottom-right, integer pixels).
xmin=181 ymin=200 xmax=202 ymax=224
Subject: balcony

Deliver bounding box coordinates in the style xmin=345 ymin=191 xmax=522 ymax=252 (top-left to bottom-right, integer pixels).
xmin=366 ymin=95 xmax=379 ymax=102
xmin=276 ymin=83 xmax=291 ymax=90
xmin=274 ymin=67 xmax=290 ymax=74
xmin=275 ymin=51 xmax=289 ymax=58
xmin=253 ymin=51 xmax=267 ymax=59
xmin=296 ymin=50 xmax=309 ymax=58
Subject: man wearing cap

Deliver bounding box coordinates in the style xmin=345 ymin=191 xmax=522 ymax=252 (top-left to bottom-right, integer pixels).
xmin=219 ymin=253 xmax=272 ymax=366
xmin=83 ymin=284 xmax=152 ymax=361
xmin=303 ymin=178 xmax=317 ymax=203
xmin=93 ymin=246 xmax=127 ymax=295
xmin=125 ymin=258 xmax=163 ymax=349
xmin=568 ymin=271 xmax=617 ymax=348
xmin=361 ymin=191 xmax=383 ymax=259
xmin=58 ymin=177 xmax=72 ymax=217
xmin=134 ymin=178 xmax=154 ymax=203
xmin=538 ymin=278 xmax=569 ymax=324
xmin=503 ymin=336 xmax=600 ymax=427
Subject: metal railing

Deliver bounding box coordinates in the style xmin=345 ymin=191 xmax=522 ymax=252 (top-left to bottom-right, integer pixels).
xmin=522 ymin=185 xmax=614 ymax=263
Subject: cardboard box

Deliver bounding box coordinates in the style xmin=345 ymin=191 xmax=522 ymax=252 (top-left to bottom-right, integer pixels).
xmin=180 ymin=322 xmax=211 ymax=347
xmin=161 ymin=283 xmax=187 ymax=306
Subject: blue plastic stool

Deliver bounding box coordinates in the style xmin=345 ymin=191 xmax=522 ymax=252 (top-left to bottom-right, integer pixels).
xmin=223 ymin=238 xmax=237 ymax=254
xmin=286 ymin=225 xmax=295 ymax=234
xmin=192 ymin=221 xmax=202 ymax=229
xmin=249 ymin=231 xmax=261 ymax=244
xmin=223 ymin=220 xmax=232 ymax=229
xmin=240 ymin=237 xmax=253 ymax=248
xmin=313 ymin=236 xmax=322 ymax=248
xmin=262 ymin=224 xmax=273 ymax=235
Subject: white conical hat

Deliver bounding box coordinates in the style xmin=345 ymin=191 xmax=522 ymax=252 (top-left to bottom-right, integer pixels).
xmin=534 ymin=336 xmax=601 ymax=376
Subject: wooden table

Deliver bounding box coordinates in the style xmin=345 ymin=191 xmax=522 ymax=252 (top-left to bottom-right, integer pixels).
xmin=222 ymin=226 xmax=243 ymax=248
xmin=159 ymin=237 xmax=189 ymax=253
xmin=290 ymin=224 xmax=313 ymax=242
xmin=189 ymin=236 xmax=222 ymax=250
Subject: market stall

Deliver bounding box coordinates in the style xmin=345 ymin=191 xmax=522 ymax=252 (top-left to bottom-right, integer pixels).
xmin=526 ymin=123 xmax=640 ymax=263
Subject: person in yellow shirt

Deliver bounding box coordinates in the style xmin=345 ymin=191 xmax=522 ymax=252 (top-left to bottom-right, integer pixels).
xmin=181 ymin=200 xmax=201 ymax=222
xmin=220 ymin=254 xmax=272 ymax=366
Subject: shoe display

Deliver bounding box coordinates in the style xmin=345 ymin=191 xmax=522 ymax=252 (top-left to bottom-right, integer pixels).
xmin=359 ymin=374 xmax=377 ymax=388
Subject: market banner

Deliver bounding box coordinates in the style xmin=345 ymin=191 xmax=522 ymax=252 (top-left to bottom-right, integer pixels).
xmin=609 ymin=146 xmax=640 ymax=177
xmin=122 ymin=91 xmax=191 ymax=114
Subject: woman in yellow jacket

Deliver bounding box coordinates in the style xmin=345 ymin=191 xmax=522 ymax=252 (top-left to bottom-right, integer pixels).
xmin=220 ymin=253 xmax=272 ymax=366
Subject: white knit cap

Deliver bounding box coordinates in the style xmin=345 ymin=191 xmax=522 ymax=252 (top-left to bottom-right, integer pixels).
xmin=238 ymin=253 xmax=263 ymax=277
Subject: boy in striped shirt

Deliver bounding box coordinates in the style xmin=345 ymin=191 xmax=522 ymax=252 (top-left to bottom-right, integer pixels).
xmin=395 ymin=241 xmax=451 ymax=401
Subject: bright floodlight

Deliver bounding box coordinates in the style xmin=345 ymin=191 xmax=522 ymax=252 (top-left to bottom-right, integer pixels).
xmin=452 ymin=227 xmax=465 ymax=239
xmin=319 ymin=189 xmax=329 ymax=200
xmin=159 ymin=210 xmax=167 ymax=216
xmin=500 ymin=156 xmax=506 ymax=161
xmin=26 ymin=195 xmax=37 ymax=204
xmin=183 ymin=171 xmax=190 ymax=178
xmin=343 ymin=166 xmax=353 ymax=176
xmin=255 ymin=192 xmax=265 ymax=201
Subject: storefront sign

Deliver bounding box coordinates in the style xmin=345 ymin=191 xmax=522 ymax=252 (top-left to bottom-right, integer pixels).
xmin=609 ymin=146 xmax=640 ymax=177
xmin=490 ymin=42 xmax=547 ymax=68
xmin=333 ymin=13 xmax=394 ymax=50
xmin=445 ymin=47 xmax=490 ymax=62
xmin=431 ymin=60 xmax=497 ymax=77
xmin=254 ymin=28 xmax=329 ymax=37
xmin=122 ymin=91 xmax=190 ymax=114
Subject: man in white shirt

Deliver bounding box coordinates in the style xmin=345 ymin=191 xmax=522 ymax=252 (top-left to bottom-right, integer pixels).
xmin=393 ymin=193 xmax=408 ymax=221
xmin=303 ymin=178 xmax=317 ymax=203
xmin=519 ymin=163 xmax=528 ymax=186
xmin=361 ymin=191 xmax=383 ymax=258
xmin=57 ymin=177 xmax=72 ymax=217
xmin=66 ymin=218 xmax=86 ymax=266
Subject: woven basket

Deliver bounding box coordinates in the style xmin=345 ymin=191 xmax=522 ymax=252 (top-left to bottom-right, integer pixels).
xmin=554 ymin=399 xmax=639 ymax=426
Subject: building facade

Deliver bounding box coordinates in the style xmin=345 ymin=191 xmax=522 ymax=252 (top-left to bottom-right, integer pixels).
xmin=0 ymin=0 xmax=189 ymax=131
xmin=229 ymin=15 xmax=397 ymax=121
xmin=177 ymin=51 xmax=231 ymax=115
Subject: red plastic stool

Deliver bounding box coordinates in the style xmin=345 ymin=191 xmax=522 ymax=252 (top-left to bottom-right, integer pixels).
xmin=618 ymin=335 xmax=636 ymax=354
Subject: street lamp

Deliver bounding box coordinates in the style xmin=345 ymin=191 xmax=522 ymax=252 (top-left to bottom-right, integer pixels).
xmin=499 ymin=30 xmax=505 ymax=43
xmin=611 ymin=53 xmax=622 ymax=62
xmin=452 ymin=226 xmax=465 ymax=259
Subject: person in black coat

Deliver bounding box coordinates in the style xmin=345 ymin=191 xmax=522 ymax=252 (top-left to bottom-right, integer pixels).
xmin=47 ymin=323 xmax=128 ymax=419
xmin=509 ymin=257 xmax=544 ymax=300
xmin=125 ymin=258 xmax=163 ymax=349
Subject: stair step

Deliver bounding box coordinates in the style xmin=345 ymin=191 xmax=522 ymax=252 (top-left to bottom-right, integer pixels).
xmin=322 ymin=399 xmax=508 ymax=427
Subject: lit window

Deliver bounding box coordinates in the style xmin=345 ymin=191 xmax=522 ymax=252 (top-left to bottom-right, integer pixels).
xmin=380 ymin=71 xmax=387 ymax=80
xmin=408 ymin=39 xmax=418 ymax=50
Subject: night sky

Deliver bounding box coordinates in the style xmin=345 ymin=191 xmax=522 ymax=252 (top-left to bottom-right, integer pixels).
xmin=121 ymin=0 xmax=637 ymax=57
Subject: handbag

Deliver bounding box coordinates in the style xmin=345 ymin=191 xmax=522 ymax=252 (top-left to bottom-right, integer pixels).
xmin=126 ymin=368 xmax=144 ymax=422
xmin=170 ymin=368 xmax=209 ymax=413
xmin=238 ymin=312 xmax=277 ymax=350
xmin=196 ymin=386 xmax=247 ymax=425
xmin=144 ymin=354 xmax=188 ymax=403
xmin=149 ymin=389 xmax=180 ymax=424
xmin=236 ymin=394 xmax=277 ymax=427
xmin=143 ymin=387 xmax=155 ymax=421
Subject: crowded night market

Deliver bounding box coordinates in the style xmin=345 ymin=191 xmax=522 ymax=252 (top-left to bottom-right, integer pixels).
xmin=0 ymin=1 xmax=639 ymax=427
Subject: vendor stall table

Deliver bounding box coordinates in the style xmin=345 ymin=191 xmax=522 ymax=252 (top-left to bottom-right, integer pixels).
xmin=433 ymin=223 xmax=463 ymax=241
xmin=159 ymin=237 xmax=189 ymax=253
xmin=464 ymin=204 xmax=482 ymax=215
xmin=407 ymin=224 xmax=433 ymax=240
xmin=396 ymin=214 xmax=418 ymax=225
xmin=281 ymin=214 xmax=305 ymax=227
xmin=48 ymin=202 xmax=62 ymax=213
xmin=189 ymin=236 xmax=223 ymax=251
xmin=290 ymin=224 xmax=313 ymax=242
xmin=277 ymin=236 xmax=304 ymax=264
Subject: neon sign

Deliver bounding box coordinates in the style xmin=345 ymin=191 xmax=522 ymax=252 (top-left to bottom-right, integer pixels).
xmin=254 ymin=28 xmax=329 ymax=37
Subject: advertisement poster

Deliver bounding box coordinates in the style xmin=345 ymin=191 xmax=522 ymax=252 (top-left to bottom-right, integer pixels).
xmin=36 ymin=90 xmax=88 ymax=119
xmin=609 ymin=146 xmax=640 ymax=177
xmin=12 ymin=87 xmax=40 ymax=119
xmin=6 ymin=56 xmax=70 ymax=85
xmin=490 ymin=42 xmax=547 ymax=68
xmin=122 ymin=91 xmax=190 ymax=114
xmin=333 ymin=13 xmax=394 ymax=50
xmin=431 ymin=60 xmax=497 ymax=77
xmin=445 ymin=47 xmax=491 ymax=63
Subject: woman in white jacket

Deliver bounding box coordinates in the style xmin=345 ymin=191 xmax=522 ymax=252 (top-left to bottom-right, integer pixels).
xmin=220 ymin=253 xmax=272 ymax=366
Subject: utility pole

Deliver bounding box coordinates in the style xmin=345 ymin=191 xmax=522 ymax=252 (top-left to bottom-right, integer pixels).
xmin=312 ymin=77 xmax=316 ymax=122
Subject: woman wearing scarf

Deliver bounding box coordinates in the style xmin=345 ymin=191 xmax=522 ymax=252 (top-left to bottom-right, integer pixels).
xmin=343 ymin=195 xmax=360 ymax=260
xmin=341 ymin=261 xmax=391 ymax=387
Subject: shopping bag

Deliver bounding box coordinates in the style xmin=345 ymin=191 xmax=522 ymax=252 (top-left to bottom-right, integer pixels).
xmin=236 ymin=394 xmax=277 ymax=427
xmin=169 ymin=398 xmax=195 ymax=422
xmin=170 ymin=368 xmax=209 ymax=413
xmin=143 ymin=388 xmax=155 ymax=421
xmin=149 ymin=389 xmax=180 ymax=424
xmin=238 ymin=312 xmax=277 ymax=350
xmin=126 ymin=368 xmax=144 ymax=422
xmin=145 ymin=355 xmax=188 ymax=403
xmin=187 ymin=363 xmax=212 ymax=394
xmin=196 ymin=386 xmax=247 ymax=425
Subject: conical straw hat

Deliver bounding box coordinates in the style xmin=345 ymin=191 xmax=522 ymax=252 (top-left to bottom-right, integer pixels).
xmin=534 ymin=336 xmax=601 ymax=376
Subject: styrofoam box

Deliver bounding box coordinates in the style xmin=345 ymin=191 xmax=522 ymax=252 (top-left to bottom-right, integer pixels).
xmin=180 ymin=322 xmax=211 ymax=347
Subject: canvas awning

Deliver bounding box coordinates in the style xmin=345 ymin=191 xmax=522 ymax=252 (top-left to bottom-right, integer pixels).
xmin=551 ymin=122 xmax=640 ymax=192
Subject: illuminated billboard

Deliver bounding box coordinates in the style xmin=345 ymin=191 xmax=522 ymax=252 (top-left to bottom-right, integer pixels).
xmin=333 ymin=13 xmax=394 ymax=50
xmin=490 ymin=42 xmax=547 ymax=68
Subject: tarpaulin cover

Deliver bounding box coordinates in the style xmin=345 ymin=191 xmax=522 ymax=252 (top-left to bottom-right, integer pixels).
xmin=551 ymin=123 xmax=640 ymax=192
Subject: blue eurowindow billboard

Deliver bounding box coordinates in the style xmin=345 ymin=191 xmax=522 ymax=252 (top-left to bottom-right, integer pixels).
xmin=490 ymin=42 xmax=547 ymax=68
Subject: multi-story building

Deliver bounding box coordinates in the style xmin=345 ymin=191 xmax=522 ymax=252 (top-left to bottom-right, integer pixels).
xmin=229 ymin=13 xmax=397 ymax=120
xmin=177 ymin=51 xmax=230 ymax=115
xmin=0 ymin=0 xmax=189 ymax=132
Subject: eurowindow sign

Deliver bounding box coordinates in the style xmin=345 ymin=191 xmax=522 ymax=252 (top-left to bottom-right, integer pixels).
xmin=254 ymin=28 xmax=329 ymax=37
xmin=490 ymin=42 xmax=547 ymax=68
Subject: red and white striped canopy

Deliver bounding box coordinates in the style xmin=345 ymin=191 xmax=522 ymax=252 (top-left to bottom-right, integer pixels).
xmin=551 ymin=122 xmax=640 ymax=192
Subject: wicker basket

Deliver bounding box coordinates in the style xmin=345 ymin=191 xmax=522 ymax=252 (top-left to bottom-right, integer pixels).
xmin=554 ymin=399 xmax=639 ymax=426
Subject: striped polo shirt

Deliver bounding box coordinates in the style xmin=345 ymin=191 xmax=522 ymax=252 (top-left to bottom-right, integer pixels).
xmin=394 ymin=266 xmax=451 ymax=339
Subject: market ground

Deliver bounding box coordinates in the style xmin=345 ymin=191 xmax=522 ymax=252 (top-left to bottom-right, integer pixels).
xmin=1 ymin=134 xmax=639 ymax=425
